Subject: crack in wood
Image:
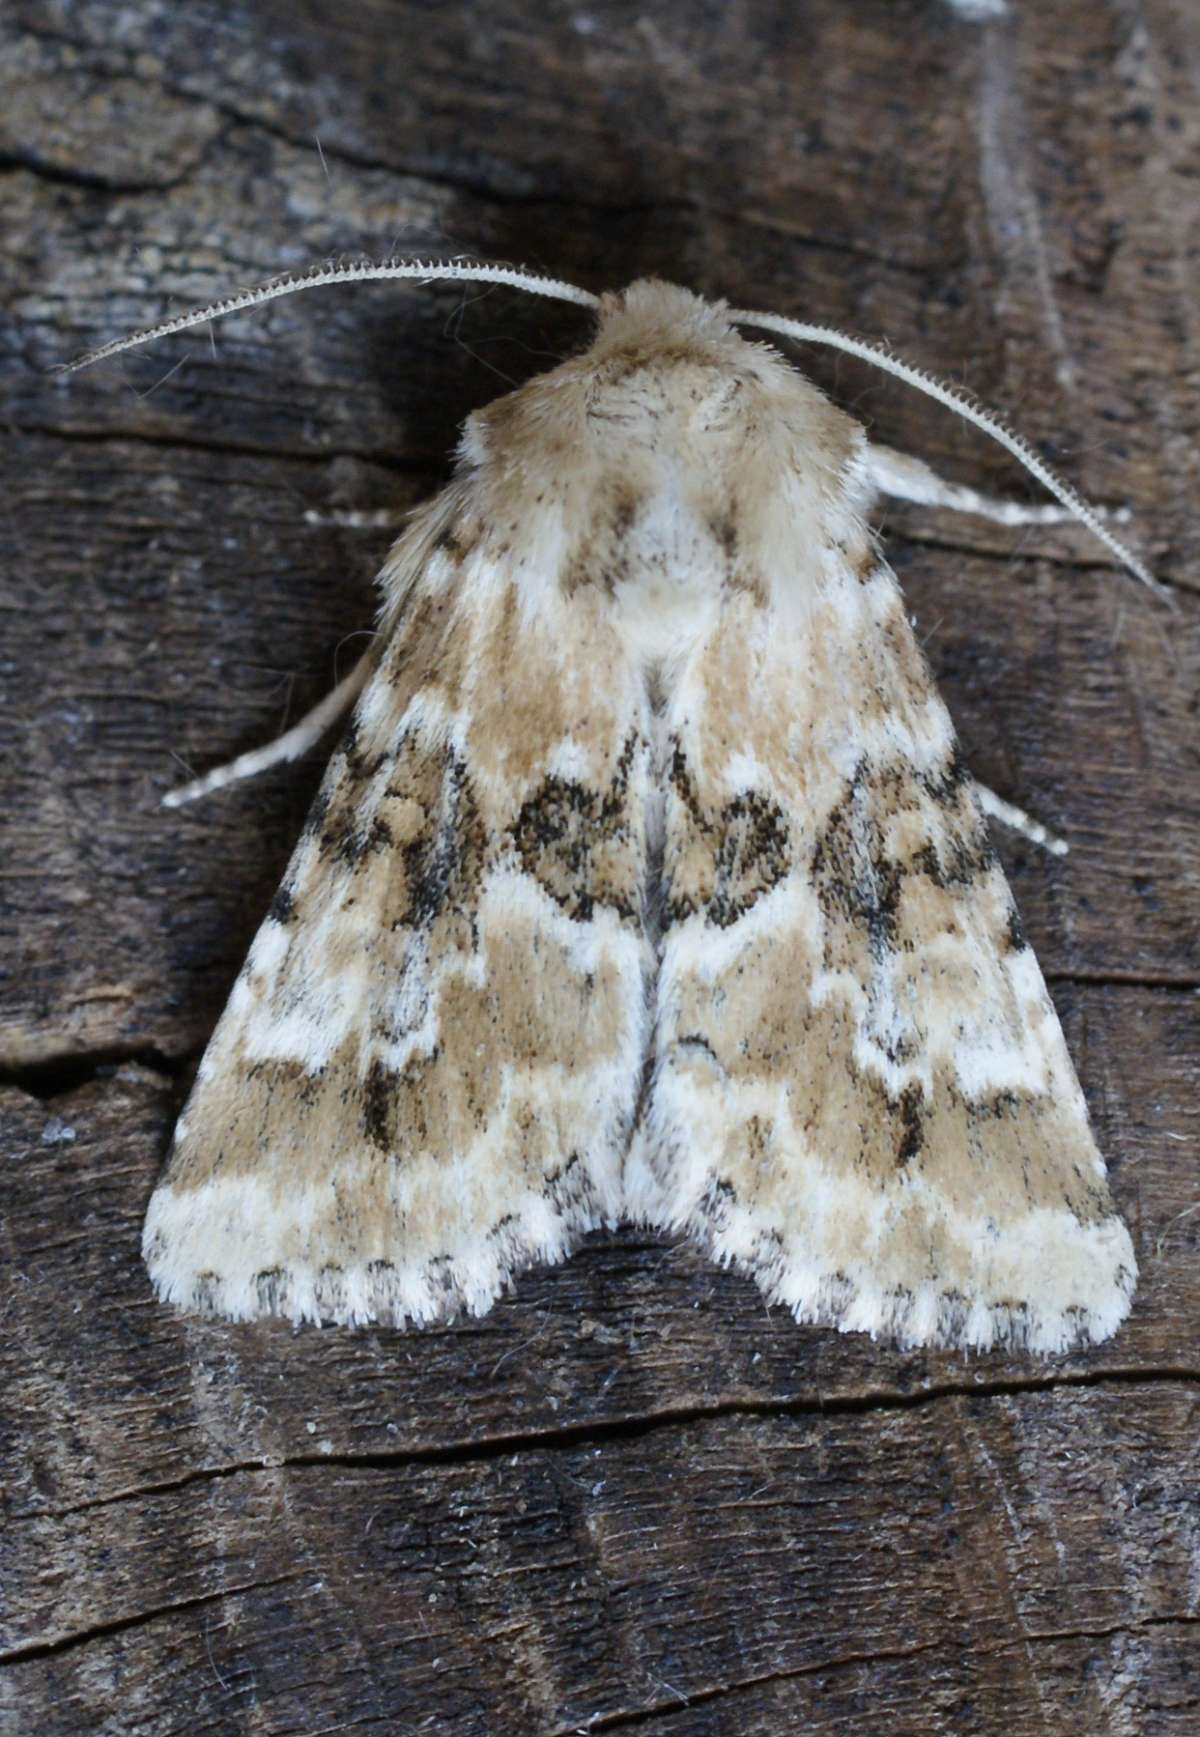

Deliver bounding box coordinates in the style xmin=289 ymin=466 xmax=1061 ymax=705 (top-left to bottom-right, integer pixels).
xmin=556 ymin=1615 xmax=1200 ymax=1735
xmin=888 ymin=526 xmax=1190 ymax=594
xmin=547 ymin=1641 xmax=944 ymax=1733
xmin=10 ymin=1368 xmax=1198 ymax=1529
xmin=0 ymin=1572 xmax=306 ymax=1668
xmin=0 ymin=1045 xmax=188 ymax=1101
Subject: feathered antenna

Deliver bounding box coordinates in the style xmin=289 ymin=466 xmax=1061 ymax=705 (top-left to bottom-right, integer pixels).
xmin=56 ymin=257 xmax=599 ymax=375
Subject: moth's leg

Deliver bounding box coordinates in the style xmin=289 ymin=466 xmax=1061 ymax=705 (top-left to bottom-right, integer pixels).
xmin=163 ymin=648 xmax=373 ymax=809
xmin=867 ymin=442 xmax=1129 ymax=529
xmin=303 ymin=506 xmax=408 ymax=531
xmin=975 ymin=782 xmax=1068 ymax=857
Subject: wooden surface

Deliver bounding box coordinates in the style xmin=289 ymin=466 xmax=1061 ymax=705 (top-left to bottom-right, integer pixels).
xmin=3 ymin=2 xmax=1199 ymax=1732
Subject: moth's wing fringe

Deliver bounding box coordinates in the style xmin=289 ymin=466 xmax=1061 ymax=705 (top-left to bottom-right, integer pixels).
xmin=642 ymin=1173 xmax=1137 ymax=1354
xmin=143 ymin=1177 xmax=597 ymax=1328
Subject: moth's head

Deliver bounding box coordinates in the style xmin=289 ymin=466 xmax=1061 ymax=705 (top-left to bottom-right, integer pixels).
xmin=592 ymin=279 xmax=740 ymax=354
xmin=579 ymin=278 xmax=793 ymax=450
xmin=566 ymin=277 xmax=746 ymax=448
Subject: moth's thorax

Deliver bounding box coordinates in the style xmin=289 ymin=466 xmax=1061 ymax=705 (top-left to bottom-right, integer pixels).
xmin=584 ymin=358 xmax=750 ymax=456
xmin=455 ymin=280 xmax=873 ymax=649
xmin=603 ymin=482 xmax=734 ymax=661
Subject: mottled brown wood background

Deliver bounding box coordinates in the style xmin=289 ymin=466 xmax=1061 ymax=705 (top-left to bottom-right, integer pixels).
xmin=3 ymin=2 xmax=1198 ymax=1732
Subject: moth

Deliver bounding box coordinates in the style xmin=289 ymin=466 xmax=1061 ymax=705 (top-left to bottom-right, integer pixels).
xmin=71 ymin=259 xmax=1146 ymax=1350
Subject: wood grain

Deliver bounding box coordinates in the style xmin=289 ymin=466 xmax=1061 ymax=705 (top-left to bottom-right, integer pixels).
xmin=3 ymin=2 xmax=1198 ymax=1732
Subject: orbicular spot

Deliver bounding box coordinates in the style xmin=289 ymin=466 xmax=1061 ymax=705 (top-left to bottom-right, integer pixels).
xmin=510 ymin=735 xmax=640 ymax=923
xmin=665 ymin=745 xmax=792 ymax=929
xmin=708 ymin=791 xmax=792 ymax=927
xmin=511 ymin=778 xmax=593 ymax=913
